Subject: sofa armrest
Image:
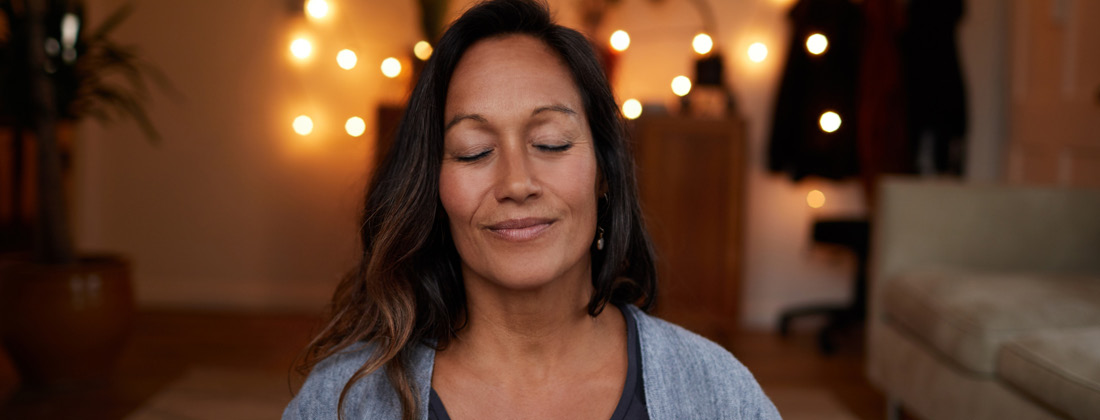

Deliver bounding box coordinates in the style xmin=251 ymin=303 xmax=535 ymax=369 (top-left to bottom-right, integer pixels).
xmin=871 ymin=178 xmax=1100 ymax=312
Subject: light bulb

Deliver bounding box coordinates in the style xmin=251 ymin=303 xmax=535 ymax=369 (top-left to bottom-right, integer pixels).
xmin=414 ymin=41 xmax=433 ymax=61
xmin=293 ymin=115 xmax=314 ymax=136
xmin=807 ymin=190 xmax=825 ymax=208
xmin=747 ymin=42 xmax=768 ymax=63
xmin=806 ymin=33 xmax=828 ymax=55
xmin=381 ymin=57 xmax=402 ymax=78
xmin=819 ymin=111 xmax=841 ymax=133
xmin=671 ymin=76 xmax=692 ymax=97
xmin=336 ymin=49 xmax=357 ymax=70
xmin=345 ymin=117 xmax=366 ymax=137
xmin=692 ymin=33 xmax=713 ymax=55
xmin=610 ymin=30 xmax=630 ymax=52
xmin=305 ymin=0 xmax=328 ymax=19
xmin=622 ymin=99 xmax=642 ymax=120
xmin=290 ymin=38 xmax=312 ymax=59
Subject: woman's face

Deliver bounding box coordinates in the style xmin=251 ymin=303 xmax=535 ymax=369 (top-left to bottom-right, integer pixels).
xmin=440 ymin=35 xmax=599 ymax=292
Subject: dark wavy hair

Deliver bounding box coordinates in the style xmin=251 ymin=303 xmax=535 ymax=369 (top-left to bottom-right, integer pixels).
xmin=298 ymin=1 xmax=657 ymax=418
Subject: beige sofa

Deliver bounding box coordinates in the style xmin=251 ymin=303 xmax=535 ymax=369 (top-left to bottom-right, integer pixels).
xmin=867 ymin=178 xmax=1100 ymax=420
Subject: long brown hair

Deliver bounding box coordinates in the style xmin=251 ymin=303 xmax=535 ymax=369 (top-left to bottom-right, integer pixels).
xmin=297 ymin=1 xmax=657 ymax=418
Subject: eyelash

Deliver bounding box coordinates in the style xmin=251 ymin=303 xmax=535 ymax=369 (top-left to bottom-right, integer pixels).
xmin=455 ymin=150 xmax=491 ymax=162
xmin=454 ymin=142 xmax=573 ymax=162
xmin=536 ymin=142 xmax=573 ymax=152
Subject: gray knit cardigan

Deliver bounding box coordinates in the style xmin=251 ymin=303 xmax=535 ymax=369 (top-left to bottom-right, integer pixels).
xmin=284 ymin=305 xmax=781 ymax=419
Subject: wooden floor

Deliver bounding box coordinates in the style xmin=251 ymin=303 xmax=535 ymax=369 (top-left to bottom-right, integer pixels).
xmin=0 ymin=310 xmax=885 ymax=419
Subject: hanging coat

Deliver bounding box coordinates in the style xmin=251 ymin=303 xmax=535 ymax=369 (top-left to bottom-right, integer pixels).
xmin=900 ymin=0 xmax=968 ymax=175
xmin=768 ymin=0 xmax=864 ymax=181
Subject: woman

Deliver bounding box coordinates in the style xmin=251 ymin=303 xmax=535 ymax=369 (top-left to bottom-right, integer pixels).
xmin=284 ymin=1 xmax=779 ymax=419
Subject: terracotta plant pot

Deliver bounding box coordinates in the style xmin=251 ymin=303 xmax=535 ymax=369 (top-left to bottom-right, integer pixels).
xmin=0 ymin=255 xmax=134 ymax=388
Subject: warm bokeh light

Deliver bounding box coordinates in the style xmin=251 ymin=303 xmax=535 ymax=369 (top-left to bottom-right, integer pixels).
xmin=414 ymin=40 xmax=433 ymax=61
xmin=692 ymin=33 xmax=714 ymax=55
xmin=61 ymin=13 xmax=79 ymax=48
xmin=381 ymin=57 xmax=402 ymax=78
xmin=345 ymin=116 xmax=366 ymax=137
xmin=293 ymin=115 xmax=314 ymax=136
xmin=819 ymin=111 xmax=841 ymax=133
xmin=671 ymin=76 xmax=692 ymax=97
xmin=305 ymin=0 xmax=329 ymax=19
xmin=622 ymin=99 xmax=642 ymax=120
xmin=747 ymin=42 xmax=768 ymax=63
xmin=806 ymin=33 xmax=828 ymax=55
xmin=807 ymin=190 xmax=826 ymax=208
xmin=336 ymin=49 xmax=357 ymax=70
xmin=290 ymin=38 xmax=312 ymax=59
xmin=610 ymin=30 xmax=630 ymax=52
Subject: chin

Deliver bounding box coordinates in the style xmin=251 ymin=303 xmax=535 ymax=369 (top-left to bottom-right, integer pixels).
xmin=466 ymin=254 xmax=590 ymax=293
xmin=484 ymin=264 xmax=566 ymax=290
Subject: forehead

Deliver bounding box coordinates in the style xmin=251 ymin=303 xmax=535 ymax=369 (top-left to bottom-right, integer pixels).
xmin=445 ymin=34 xmax=583 ymax=115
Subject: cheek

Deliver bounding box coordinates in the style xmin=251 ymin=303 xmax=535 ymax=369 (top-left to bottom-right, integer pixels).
xmin=552 ymin=151 xmax=599 ymax=216
xmin=439 ymin=165 xmax=480 ymax=226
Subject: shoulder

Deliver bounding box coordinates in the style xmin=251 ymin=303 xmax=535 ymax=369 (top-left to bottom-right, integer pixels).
xmin=282 ymin=342 xmax=434 ymax=420
xmin=628 ymin=306 xmax=781 ymax=419
xmin=631 ymin=307 xmax=734 ymax=368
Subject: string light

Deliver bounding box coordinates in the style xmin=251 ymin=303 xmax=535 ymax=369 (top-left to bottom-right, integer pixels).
xmin=381 ymin=57 xmax=402 ymax=78
xmin=290 ymin=38 xmax=312 ymax=59
xmin=692 ymin=33 xmax=713 ymax=55
xmin=305 ymin=0 xmax=329 ymax=19
xmin=819 ymin=111 xmax=841 ymax=133
xmin=747 ymin=42 xmax=768 ymax=63
xmin=671 ymin=76 xmax=692 ymax=96
xmin=414 ymin=41 xmax=433 ymax=61
xmin=806 ymin=33 xmax=828 ymax=55
xmin=293 ymin=115 xmax=314 ymax=135
xmin=336 ymin=49 xmax=357 ymax=70
xmin=622 ymin=99 xmax=642 ymax=120
xmin=807 ymin=190 xmax=825 ymax=208
xmin=345 ymin=117 xmax=366 ymax=137
xmin=610 ymin=30 xmax=630 ymax=52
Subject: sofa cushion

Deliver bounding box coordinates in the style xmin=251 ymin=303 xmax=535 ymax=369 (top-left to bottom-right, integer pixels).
xmin=999 ymin=327 xmax=1100 ymax=420
xmin=882 ymin=268 xmax=1100 ymax=374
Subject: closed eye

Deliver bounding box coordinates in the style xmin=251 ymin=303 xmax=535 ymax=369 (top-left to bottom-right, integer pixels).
xmin=535 ymin=142 xmax=573 ymax=153
xmin=454 ymin=149 xmax=492 ymax=162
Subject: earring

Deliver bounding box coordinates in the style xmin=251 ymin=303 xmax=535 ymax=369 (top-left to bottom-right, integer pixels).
xmin=596 ymin=227 xmax=605 ymax=251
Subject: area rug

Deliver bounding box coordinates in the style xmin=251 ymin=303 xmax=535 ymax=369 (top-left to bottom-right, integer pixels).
xmin=125 ymin=368 xmax=293 ymax=420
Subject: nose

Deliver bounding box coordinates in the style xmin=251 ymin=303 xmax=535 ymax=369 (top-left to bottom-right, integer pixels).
xmin=494 ymin=144 xmax=541 ymax=203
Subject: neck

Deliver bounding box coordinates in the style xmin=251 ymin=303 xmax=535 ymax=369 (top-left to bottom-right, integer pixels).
xmin=447 ymin=262 xmax=620 ymax=375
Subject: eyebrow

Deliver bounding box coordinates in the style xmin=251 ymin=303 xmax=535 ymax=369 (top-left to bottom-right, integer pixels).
xmin=444 ymin=113 xmax=488 ymax=132
xmin=443 ymin=104 xmax=578 ymax=132
xmin=531 ymin=104 xmax=577 ymax=117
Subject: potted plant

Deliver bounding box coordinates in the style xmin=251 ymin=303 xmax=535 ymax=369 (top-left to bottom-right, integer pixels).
xmin=0 ymin=0 xmax=163 ymax=388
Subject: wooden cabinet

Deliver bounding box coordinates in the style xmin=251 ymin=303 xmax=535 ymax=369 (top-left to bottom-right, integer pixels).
xmin=1007 ymin=0 xmax=1100 ymax=187
xmin=631 ymin=115 xmax=746 ymax=340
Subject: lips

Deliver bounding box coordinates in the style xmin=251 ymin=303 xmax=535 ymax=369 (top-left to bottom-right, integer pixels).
xmin=485 ymin=217 xmax=555 ymax=242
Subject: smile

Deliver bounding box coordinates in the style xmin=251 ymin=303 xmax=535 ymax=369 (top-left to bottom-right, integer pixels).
xmin=485 ymin=218 xmax=555 ymax=242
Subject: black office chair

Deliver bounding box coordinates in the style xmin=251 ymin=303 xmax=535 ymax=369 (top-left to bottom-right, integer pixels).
xmin=777 ymin=218 xmax=870 ymax=354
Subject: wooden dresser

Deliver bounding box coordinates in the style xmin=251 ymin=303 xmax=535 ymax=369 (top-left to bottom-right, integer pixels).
xmin=630 ymin=114 xmax=747 ymax=341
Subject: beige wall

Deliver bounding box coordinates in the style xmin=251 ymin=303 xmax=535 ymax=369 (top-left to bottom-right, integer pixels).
xmin=76 ymin=0 xmax=423 ymax=311
xmin=76 ymin=0 xmax=1011 ymax=328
